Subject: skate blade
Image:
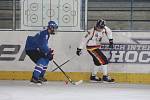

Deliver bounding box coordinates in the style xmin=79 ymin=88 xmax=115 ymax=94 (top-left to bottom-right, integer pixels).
xmin=30 ymin=82 xmax=42 ymax=86
xmin=42 ymin=81 xmax=48 ymax=84
xmin=102 ymin=81 xmax=115 ymax=84
xmin=90 ymin=80 xmax=102 ymax=83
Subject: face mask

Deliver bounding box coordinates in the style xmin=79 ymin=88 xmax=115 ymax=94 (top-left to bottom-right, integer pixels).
xmin=48 ymin=28 xmax=57 ymax=35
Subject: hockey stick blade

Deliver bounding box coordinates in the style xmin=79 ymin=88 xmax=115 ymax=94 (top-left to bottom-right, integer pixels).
xmin=67 ymin=77 xmax=83 ymax=85
xmin=53 ymin=60 xmax=82 ymax=85
xmin=73 ymin=80 xmax=83 ymax=85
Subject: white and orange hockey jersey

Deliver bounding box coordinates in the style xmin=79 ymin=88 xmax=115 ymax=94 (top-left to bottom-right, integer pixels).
xmin=78 ymin=26 xmax=113 ymax=50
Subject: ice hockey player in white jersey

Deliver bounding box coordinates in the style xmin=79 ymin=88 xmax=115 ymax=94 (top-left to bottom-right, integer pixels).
xmin=76 ymin=19 xmax=114 ymax=83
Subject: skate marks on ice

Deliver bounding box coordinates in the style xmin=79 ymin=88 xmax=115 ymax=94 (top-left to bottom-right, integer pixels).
xmin=0 ymin=80 xmax=150 ymax=100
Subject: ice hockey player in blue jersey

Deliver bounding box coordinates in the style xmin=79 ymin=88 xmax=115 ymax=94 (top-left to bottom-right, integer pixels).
xmin=25 ymin=21 xmax=58 ymax=85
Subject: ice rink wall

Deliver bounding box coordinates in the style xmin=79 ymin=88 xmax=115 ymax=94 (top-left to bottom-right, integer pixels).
xmin=0 ymin=31 xmax=150 ymax=84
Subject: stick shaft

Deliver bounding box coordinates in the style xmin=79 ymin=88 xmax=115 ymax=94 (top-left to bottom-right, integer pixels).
xmin=51 ymin=55 xmax=76 ymax=72
xmin=51 ymin=59 xmax=70 ymax=72
xmin=53 ymin=60 xmax=75 ymax=85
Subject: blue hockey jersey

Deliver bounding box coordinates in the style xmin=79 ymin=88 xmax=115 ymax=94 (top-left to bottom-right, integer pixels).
xmin=25 ymin=29 xmax=50 ymax=54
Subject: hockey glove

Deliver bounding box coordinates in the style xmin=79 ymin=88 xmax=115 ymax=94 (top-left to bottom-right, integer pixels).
xmin=109 ymin=39 xmax=113 ymax=49
xmin=47 ymin=49 xmax=54 ymax=61
xmin=76 ymin=48 xmax=82 ymax=56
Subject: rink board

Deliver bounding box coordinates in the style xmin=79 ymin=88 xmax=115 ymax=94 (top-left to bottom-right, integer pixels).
xmin=0 ymin=31 xmax=150 ymax=84
xmin=0 ymin=71 xmax=150 ymax=84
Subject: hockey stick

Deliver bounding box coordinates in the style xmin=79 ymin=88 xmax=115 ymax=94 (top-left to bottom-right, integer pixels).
xmin=53 ymin=60 xmax=83 ymax=85
xmin=107 ymin=48 xmax=113 ymax=62
xmin=51 ymin=55 xmax=76 ymax=72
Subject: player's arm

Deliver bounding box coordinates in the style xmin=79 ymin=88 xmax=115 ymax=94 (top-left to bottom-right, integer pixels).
xmin=38 ymin=33 xmax=53 ymax=60
xmin=76 ymin=31 xmax=93 ymax=56
xmin=105 ymin=26 xmax=113 ymax=49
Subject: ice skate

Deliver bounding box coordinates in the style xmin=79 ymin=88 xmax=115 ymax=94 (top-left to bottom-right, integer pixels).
xmin=30 ymin=77 xmax=42 ymax=85
xmin=39 ymin=77 xmax=48 ymax=83
xmin=90 ymin=75 xmax=102 ymax=83
xmin=102 ymin=75 xmax=115 ymax=83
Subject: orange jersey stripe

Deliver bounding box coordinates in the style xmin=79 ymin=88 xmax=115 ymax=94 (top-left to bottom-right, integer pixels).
xmin=92 ymin=50 xmax=105 ymax=65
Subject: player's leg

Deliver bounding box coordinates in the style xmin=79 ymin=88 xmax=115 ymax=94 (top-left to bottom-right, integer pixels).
xmin=26 ymin=50 xmax=48 ymax=84
xmin=95 ymin=49 xmax=115 ymax=83
xmin=32 ymin=58 xmax=49 ymax=83
xmin=39 ymin=58 xmax=49 ymax=82
xmin=87 ymin=49 xmax=101 ymax=82
xmin=31 ymin=63 xmax=43 ymax=84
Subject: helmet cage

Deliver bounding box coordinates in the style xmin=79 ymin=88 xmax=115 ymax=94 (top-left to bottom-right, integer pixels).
xmin=96 ymin=19 xmax=105 ymax=29
xmin=47 ymin=21 xmax=58 ymax=30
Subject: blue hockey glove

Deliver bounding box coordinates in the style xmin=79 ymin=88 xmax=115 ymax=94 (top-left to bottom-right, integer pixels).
xmin=47 ymin=49 xmax=54 ymax=61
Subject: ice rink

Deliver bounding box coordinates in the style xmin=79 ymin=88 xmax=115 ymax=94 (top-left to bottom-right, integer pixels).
xmin=0 ymin=80 xmax=150 ymax=100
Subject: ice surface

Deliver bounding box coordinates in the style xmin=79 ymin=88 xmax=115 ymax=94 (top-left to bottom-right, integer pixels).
xmin=0 ymin=80 xmax=150 ymax=100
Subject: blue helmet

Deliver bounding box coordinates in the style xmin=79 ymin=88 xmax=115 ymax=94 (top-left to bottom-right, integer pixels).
xmin=96 ymin=19 xmax=105 ymax=28
xmin=47 ymin=21 xmax=58 ymax=29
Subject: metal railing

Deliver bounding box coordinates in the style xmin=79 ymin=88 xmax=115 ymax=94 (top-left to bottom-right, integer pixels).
xmin=0 ymin=0 xmax=150 ymax=31
xmin=88 ymin=0 xmax=150 ymax=30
